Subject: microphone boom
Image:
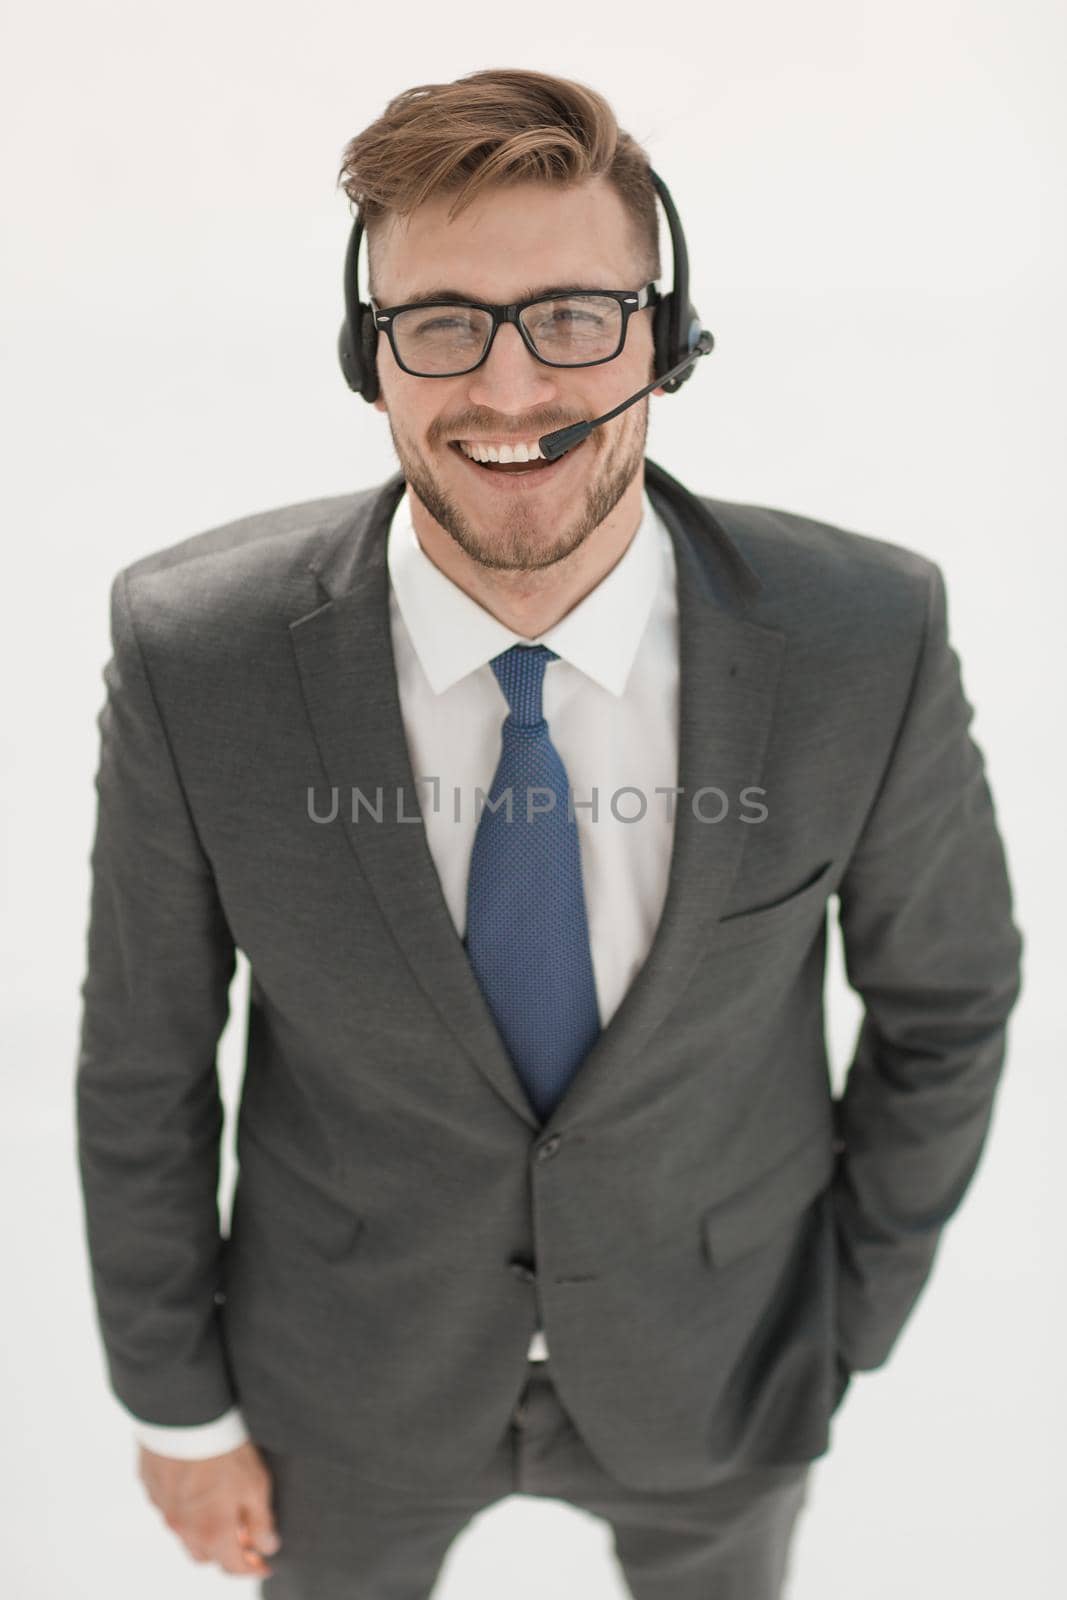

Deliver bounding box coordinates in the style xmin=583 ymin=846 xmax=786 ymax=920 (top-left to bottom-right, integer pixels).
xmin=538 ymin=332 xmax=714 ymax=462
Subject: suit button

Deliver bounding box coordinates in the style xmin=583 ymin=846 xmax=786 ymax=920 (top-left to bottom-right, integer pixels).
xmin=509 ymin=1257 xmax=537 ymax=1283
xmin=536 ymin=1135 xmax=562 ymax=1162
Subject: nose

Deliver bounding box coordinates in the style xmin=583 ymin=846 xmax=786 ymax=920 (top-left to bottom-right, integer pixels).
xmin=466 ymin=321 xmax=558 ymax=414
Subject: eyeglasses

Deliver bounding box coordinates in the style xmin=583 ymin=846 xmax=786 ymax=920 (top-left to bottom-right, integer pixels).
xmin=369 ymin=284 xmax=661 ymax=378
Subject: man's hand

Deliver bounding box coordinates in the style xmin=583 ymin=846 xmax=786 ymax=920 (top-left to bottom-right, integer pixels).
xmin=137 ymin=1439 xmax=281 ymax=1577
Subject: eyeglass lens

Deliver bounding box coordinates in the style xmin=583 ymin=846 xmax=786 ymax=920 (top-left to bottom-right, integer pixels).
xmin=389 ymin=295 xmax=624 ymax=375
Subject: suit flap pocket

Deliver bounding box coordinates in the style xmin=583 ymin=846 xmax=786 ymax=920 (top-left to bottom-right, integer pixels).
xmin=702 ymin=1129 xmax=834 ymax=1269
xmin=233 ymin=1136 xmax=365 ymax=1263
xmin=711 ymin=860 xmax=834 ymax=952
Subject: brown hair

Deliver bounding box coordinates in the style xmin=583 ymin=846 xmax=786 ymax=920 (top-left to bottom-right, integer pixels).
xmin=336 ymin=68 xmax=660 ymax=291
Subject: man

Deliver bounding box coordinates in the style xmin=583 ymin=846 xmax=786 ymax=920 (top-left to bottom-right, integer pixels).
xmin=76 ymin=69 xmax=1023 ymax=1598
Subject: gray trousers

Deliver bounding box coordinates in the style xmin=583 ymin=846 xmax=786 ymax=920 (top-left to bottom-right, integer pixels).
xmin=258 ymin=1358 xmax=812 ymax=1599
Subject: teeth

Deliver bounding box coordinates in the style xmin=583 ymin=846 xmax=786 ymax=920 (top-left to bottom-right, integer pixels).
xmin=457 ymin=439 xmax=544 ymax=463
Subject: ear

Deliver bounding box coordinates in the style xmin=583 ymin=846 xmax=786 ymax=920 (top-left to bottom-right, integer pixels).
xmin=652 ymin=385 xmax=667 ymax=398
xmin=373 ymin=394 xmax=388 ymax=413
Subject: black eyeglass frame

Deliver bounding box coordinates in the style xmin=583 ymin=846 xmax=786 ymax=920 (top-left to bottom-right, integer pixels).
xmin=368 ymin=284 xmax=661 ymax=378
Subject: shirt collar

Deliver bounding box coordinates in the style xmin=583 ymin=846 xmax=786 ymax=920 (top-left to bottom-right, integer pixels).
xmin=387 ymin=484 xmax=662 ymax=698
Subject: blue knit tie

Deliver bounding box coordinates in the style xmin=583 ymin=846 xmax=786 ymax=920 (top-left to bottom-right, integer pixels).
xmin=464 ymin=644 xmax=601 ymax=1122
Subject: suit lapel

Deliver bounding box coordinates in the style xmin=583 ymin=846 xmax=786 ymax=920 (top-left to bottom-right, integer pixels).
xmin=288 ymin=460 xmax=785 ymax=1132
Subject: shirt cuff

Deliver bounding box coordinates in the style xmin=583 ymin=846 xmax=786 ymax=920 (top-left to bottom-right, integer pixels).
xmin=127 ymin=1404 xmax=251 ymax=1459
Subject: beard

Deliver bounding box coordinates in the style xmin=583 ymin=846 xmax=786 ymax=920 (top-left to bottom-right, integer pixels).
xmin=383 ymin=404 xmax=648 ymax=573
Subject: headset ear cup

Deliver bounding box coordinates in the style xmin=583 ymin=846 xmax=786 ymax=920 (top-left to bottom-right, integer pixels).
xmin=338 ymin=321 xmax=361 ymax=395
xmin=358 ymin=309 xmax=380 ymax=403
xmin=651 ymin=293 xmax=675 ymax=381
xmin=338 ymin=212 xmax=380 ymax=404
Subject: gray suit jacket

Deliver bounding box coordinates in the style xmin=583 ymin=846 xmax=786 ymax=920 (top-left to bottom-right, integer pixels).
xmin=76 ymin=458 xmax=1023 ymax=1493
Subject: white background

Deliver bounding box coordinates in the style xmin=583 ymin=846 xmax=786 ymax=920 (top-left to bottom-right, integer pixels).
xmin=2 ymin=2 xmax=1064 ymax=1595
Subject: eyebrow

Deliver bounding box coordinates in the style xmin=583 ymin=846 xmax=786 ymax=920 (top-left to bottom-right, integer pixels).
xmin=386 ymin=284 xmax=612 ymax=308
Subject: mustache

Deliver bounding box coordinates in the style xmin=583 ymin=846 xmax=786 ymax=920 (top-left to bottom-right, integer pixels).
xmin=435 ymin=413 xmax=585 ymax=443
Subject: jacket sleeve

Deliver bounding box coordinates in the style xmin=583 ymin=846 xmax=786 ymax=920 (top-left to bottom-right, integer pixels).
xmin=831 ymin=558 xmax=1023 ymax=1372
xmin=75 ymin=568 xmax=238 ymax=1425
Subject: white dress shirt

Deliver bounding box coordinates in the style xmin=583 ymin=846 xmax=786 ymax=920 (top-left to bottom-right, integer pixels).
xmin=129 ymin=481 xmax=681 ymax=1457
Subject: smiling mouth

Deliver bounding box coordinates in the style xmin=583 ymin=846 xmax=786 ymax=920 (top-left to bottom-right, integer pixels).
xmin=448 ymin=439 xmax=588 ymax=475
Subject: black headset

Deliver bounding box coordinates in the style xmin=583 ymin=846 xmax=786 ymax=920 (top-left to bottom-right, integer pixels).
xmin=338 ymin=167 xmax=711 ymax=405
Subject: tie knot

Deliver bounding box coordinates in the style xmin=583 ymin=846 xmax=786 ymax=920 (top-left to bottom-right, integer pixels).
xmin=490 ymin=643 xmax=559 ymax=727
